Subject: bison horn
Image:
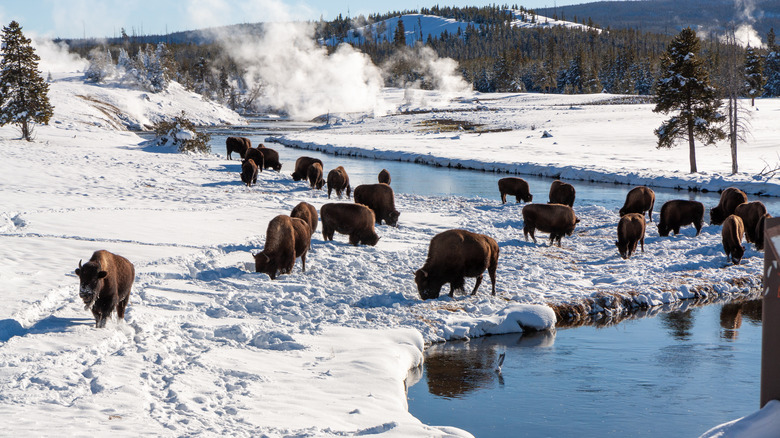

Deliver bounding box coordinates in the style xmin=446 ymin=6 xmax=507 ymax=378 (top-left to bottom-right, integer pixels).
xmin=264 ymin=253 xmax=270 ymax=263
xmin=78 ymin=259 xmax=82 ymax=269
xmin=419 ymin=269 xmax=428 ymax=278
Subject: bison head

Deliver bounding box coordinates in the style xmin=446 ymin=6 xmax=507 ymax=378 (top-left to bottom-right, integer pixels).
xmin=360 ymin=232 xmax=380 ymax=246
xmin=254 ymin=252 xmax=278 ymax=280
xmin=615 ymin=240 xmax=630 ymax=260
xmin=657 ymin=222 xmax=671 ymax=237
xmin=524 ymin=193 xmax=534 ymax=203
xmin=415 ymin=269 xmax=442 ymax=300
xmin=710 ymin=206 xmax=725 ymax=225
xmin=387 ymin=210 xmax=400 ymax=227
xmin=74 ymin=259 xmax=107 ymax=309
xmin=731 ymin=245 xmax=745 ymax=265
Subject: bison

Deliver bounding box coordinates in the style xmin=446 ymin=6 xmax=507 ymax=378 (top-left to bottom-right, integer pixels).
xmin=498 ymin=177 xmax=533 ymax=204
xmin=290 ymin=217 xmax=312 ymax=272
xmin=734 ymin=201 xmax=767 ymax=244
xmin=254 ymin=146 xmax=282 ymax=171
xmin=254 ymin=215 xmax=308 ymax=279
xmin=755 ymin=213 xmax=771 ymax=251
xmin=320 ymin=203 xmax=380 ymax=246
xmin=292 ymin=156 xmax=323 ymax=181
xmin=378 ymin=169 xmax=391 ymax=185
xmin=710 ymin=187 xmax=748 ymax=225
xmin=226 ymin=136 xmax=251 ymax=160
xmin=74 ymin=250 xmax=135 ymax=328
xmin=307 ymin=162 xmax=324 ymax=189
xmin=722 ymin=214 xmax=746 ymax=265
xmin=243 ymin=148 xmax=265 ymax=173
xmin=619 ymin=186 xmax=655 ymax=222
xmin=522 ymin=203 xmax=579 ymax=247
xmin=327 ymin=166 xmax=351 ymax=198
xmin=657 ymin=200 xmax=705 ymax=236
xmin=353 ymin=183 xmax=400 ymax=227
xmin=414 ymin=229 xmax=499 ymax=300
xmin=291 ymin=201 xmax=318 ymax=233
xmin=240 ymin=158 xmax=258 ymax=187
xmin=615 ymin=213 xmax=646 ymax=259
xmin=548 ymin=180 xmax=576 ymax=207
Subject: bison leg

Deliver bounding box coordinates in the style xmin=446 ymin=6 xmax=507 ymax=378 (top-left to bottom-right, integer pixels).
xmin=301 ymin=252 xmax=306 ymax=273
xmin=117 ymin=295 xmax=130 ymax=320
xmin=694 ymin=221 xmax=702 ymax=236
xmin=471 ymin=274 xmax=483 ymax=295
xmin=327 ymin=187 xmax=332 ymax=198
xmin=640 ymin=237 xmax=645 ymax=253
xmin=500 ymin=192 xmax=507 ymax=204
xmin=348 ymin=234 xmax=359 ymax=246
xmin=524 ymin=226 xmax=536 ymax=243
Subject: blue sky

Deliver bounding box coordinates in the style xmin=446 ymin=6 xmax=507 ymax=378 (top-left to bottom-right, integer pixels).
xmin=0 ymin=0 xmax=587 ymax=39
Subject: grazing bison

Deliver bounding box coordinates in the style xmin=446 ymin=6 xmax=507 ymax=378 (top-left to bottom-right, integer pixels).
xmin=498 ymin=177 xmax=533 ymax=204
xmin=243 ymin=148 xmax=265 ymax=173
xmin=320 ymin=203 xmax=380 ymax=246
xmin=619 ymin=186 xmax=655 ymax=222
xmin=755 ymin=213 xmax=771 ymax=251
xmin=254 ymin=215 xmax=302 ymax=279
xmin=734 ymin=201 xmax=767 ymax=244
xmin=353 ymin=183 xmax=400 ymax=227
xmin=253 ymin=146 xmax=282 ymax=171
xmin=378 ymin=169 xmax=391 ymax=185
xmin=226 ymin=136 xmax=251 ymax=160
xmin=240 ymin=158 xmax=258 ymax=187
xmin=657 ymin=200 xmax=705 ymax=237
xmin=522 ymin=203 xmax=579 ymax=247
xmin=292 ymin=157 xmax=323 ymax=181
xmin=291 ymin=201 xmax=318 ymax=233
xmin=615 ymin=213 xmax=646 ymax=259
xmin=308 ymin=162 xmax=325 ymax=189
xmin=548 ymin=180 xmax=576 ymax=207
xmin=74 ymin=250 xmax=135 ymax=328
xmin=415 ymin=229 xmax=499 ymax=300
xmin=327 ymin=166 xmax=351 ymax=198
xmin=710 ymin=187 xmax=748 ymax=225
xmin=722 ymin=214 xmax=746 ymax=265
xmin=290 ymin=217 xmax=312 ymax=272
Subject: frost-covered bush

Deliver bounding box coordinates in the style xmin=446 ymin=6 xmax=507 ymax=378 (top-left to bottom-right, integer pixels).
xmin=152 ymin=113 xmax=211 ymax=154
xmin=84 ymin=47 xmax=115 ymax=83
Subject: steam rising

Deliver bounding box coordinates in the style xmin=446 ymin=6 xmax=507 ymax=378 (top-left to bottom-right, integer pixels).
xmin=32 ymin=36 xmax=88 ymax=74
xmin=729 ymin=0 xmax=764 ymax=48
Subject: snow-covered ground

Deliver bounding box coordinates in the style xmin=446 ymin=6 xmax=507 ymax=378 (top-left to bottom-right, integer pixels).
xmin=1 ymin=64 xmax=776 ymax=435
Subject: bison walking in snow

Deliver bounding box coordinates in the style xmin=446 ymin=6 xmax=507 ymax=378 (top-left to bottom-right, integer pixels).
xmin=415 ymin=229 xmax=499 ymax=300
xmin=522 ymin=203 xmax=579 ymax=247
xmin=291 ymin=201 xmax=318 ymax=233
xmin=657 ymin=200 xmax=704 ymax=237
xmin=226 ymin=136 xmax=251 ymax=160
xmin=292 ymin=157 xmax=323 ymax=181
xmin=615 ymin=213 xmax=646 ymax=259
xmin=74 ymin=250 xmax=135 ymax=328
xmin=378 ymin=169 xmax=391 ymax=185
xmin=241 ymin=158 xmax=258 ymax=186
xmin=548 ymin=180 xmax=576 ymax=207
xmin=353 ymin=183 xmax=400 ymax=227
xmin=710 ymin=187 xmax=748 ymax=225
xmin=498 ymin=177 xmax=533 ymax=204
xmin=308 ymin=162 xmax=325 ymax=189
xmin=734 ymin=201 xmax=767 ymax=244
xmin=722 ymin=214 xmax=746 ymax=265
xmin=327 ymin=166 xmax=350 ymax=198
xmin=320 ymin=203 xmax=380 ymax=246
xmin=254 ymin=215 xmax=309 ymax=279
xmin=619 ymin=186 xmax=655 ymax=222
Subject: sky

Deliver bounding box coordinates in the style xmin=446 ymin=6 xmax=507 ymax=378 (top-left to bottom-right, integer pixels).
xmin=0 ymin=0 xmax=587 ymax=39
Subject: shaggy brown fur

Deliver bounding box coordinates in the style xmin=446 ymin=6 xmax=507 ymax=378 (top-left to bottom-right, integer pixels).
xmin=74 ymin=250 xmax=135 ymax=328
xmin=498 ymin=177 xmax=533 ymax=204
xmin=755 ymin=213 xmax=771 ymax=251
xmin=291 ymin=201 xmax=318 ymax=233
xmin=254 ymin=215 xmax=296 ymax=280
xmin=522 ymin=203 xmax=579 ymax=247
xmin=253 ymin=146 xmax=282 ymax=171
xmin=320 ymin=203 xmax=380 ymax=246
xmin=378 ymin=169 xmax=391 ymax=185
xmin=292 ymin=156 xmax=323 ymax=181
xmin=226 ymin=136 xmax=251 ymax=160
xmin=307 ymin=162 xmax=324 ymax=189
xmin=240 ymin=159 xmax=258 ymax=187
xmin=619 ymin=186 xmax=655 ymax=222
xmin=243 ymin=148 xmax=265 ymax=173
xmin=657 ymin=200 xmax=704 ymax=236
xmin=353 ymin=183 xmax=400 ymax=227
xmin=414 ymin=229 xmax=499 ymax=300
xmin=615 ymin=213 xmax=646 ymax=259
xmin=290 ymin=217 xmax=312 ymax=273
xmin=722 ymin=214 xmax=746 ymax=265
xmin=710 ymin=187 xmax=748 ymax=225
xmin=734 ymin=201 xmax=767 ymax=244
xmin=548 ymin=180 xmax=576 ymax=207
xmin=327 ymin=166 xmax=351 ymax=198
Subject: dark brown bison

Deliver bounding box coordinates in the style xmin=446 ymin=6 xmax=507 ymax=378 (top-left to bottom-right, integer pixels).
xmin=615 ymin=213 xmax=646 ymax=259
xmin=292 ymin=157 xmax=323 ymax=181
xmin=307 ymin=162 xmax=324 ymax=189
xmin=254 ymin=215 xmax=307 ymax=279
xmin=710 ymin=187 xmax=748 ymax=225
xmin=722 ymin=214 xmax=746 ymax=265
xmin=74 ymin=250 xmax=135 ymax=328
xmin=415 ymin=229 xmax=499 ymax=300
xmin=548 ymin=180 xmax=575 ymax=207
xmin=290 ymin=217 xmax=312 ymax=272
xmin=657 ymin=200 xmax=705 ymax=236
xmin=353 ymin=183 xmax=400 ymax=227
xmin=755 ymin=213 xmax=771 ymax=251
xmin=498 ymin=177 xmax=533 ymax=204
xmin=378 ymin=169 xmax=391 ymax=185
xmin=241 ymin=158 xmax=258 ymax=187
xmin=253 ymin=146 xmax=282 ymax=171
xmin=320 ymin=203 xmax=380 ymax=246
xmin=327 ymin=166 xmax=350 ymax=198
xmin=243 ymin=148 xmax=265 ymax=173
xmin=619 ymin=186 xmax=655 ymax=222
xmin=522 ymin=203 xmax=579 ymax=247
xmin=734 ymin=201 xmax=767 ymax=244
xmin=226 ymin=136 xmax=251 ymax=160
xmin=291 ymin=201 xmax=318 ymax=233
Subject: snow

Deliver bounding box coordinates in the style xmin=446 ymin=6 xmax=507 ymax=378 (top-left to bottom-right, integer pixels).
xmin=699 ymin=400 xmax=780 ymax=438
xmin=1 ymin=54 xmax=777 ymax=436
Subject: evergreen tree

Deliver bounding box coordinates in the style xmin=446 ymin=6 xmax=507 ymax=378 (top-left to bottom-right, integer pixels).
xmin=743 ymin=46 xmax=765 ymax=106
xmin=0 ymin=21 xmax=54 ymax=141
xmin=84 ymin=47 xmax=114 ymax=83
xmin=393 ymin=19 xmax=406 ymax=47
xmin=653 ymin=28 xmax=725 ymax=173
xmin=764 ymin=49 xmax=780 ymax=96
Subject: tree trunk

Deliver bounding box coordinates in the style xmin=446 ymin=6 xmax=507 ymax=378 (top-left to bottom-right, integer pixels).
xmin=731 ymin=98 xmax=738 ymax=174
xmin=688 ymin=120 xmax=697 ymax=173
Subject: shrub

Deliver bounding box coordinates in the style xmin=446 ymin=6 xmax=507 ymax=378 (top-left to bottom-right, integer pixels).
xmin=152 ymin=112 xmax=211 ymax=153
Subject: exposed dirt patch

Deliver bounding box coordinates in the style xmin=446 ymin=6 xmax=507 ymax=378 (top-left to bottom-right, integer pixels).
xmin=416 ymin=118 xmax=511 ymax=134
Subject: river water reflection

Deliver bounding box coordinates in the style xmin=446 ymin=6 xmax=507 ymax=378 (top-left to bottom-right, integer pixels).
xmin=407 ymin=300 xmax=762 ymax=438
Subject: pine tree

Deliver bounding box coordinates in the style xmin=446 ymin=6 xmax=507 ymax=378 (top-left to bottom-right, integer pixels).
xmin=393 ymin=18 xmax=406 ymax=47
xmin=653 ymin=27 xmax=725 ymax=173
xmin=0 ymin=21 xmax=54 ymax=141
xmin=744 ymin=46 xmax=765 ymax=106
xmin=764 ymin=49 xmax=780 ymax=96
